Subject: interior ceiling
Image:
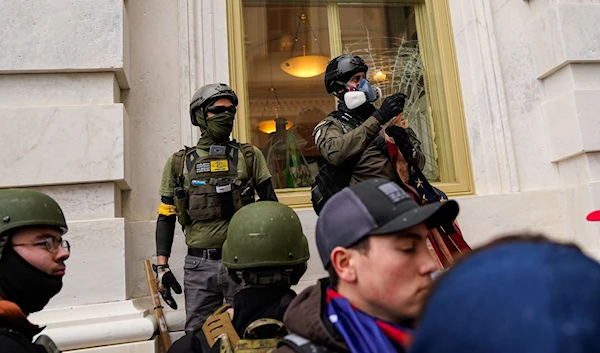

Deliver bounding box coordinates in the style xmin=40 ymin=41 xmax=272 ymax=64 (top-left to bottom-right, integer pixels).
xmin=243 ymin=2 xmax=416 ymax=113
xmin=244 ymin=4 xmax=329 ymax=95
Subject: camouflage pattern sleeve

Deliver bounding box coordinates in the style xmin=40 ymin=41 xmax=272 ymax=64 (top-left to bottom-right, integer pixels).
xmin=406 ymin=127 xmax=426 ymax=171
xmin=158 ymin=155 xmax=176 ymax=198
xmin=252 ymin=145 xmax=272 ymax=186
xmin=313 ymin=115 xmax=381 ymax=166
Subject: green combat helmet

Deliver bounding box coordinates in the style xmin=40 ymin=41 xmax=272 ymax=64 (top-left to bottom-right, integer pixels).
xmin=190 ymin=83 xmax=238 ymax=127
xmin=206 ymin=202 xmax=309 ymax=352
xmin=222 ymin=201 xmax=309 ymax=286
xmin=0 ymin=189 xmax=68 ymax=258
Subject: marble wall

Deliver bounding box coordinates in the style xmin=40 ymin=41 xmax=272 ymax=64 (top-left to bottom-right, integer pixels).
xmin=0 ymin=0 xmax=139 ymax=350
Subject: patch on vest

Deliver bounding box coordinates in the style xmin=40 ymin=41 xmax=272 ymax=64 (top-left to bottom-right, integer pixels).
xmin=378 ymin=182 xmax=409 ymax=204
xmin=196 ymin=162 xmax=211 ymax=174
xmin=210 ymin=160 xmax=229 ymax=172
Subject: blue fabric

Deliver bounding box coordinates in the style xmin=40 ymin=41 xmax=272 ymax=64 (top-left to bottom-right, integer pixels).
xmin=326 ymin=288 xmax=411 ymax=353
xmin=410 ymin=242 xmax=600 ymax=353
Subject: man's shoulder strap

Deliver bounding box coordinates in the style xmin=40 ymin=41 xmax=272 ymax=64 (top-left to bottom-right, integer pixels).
xmin=170 ymin=146 xmax=197 ymax=187
xmin=327 ymin=110 xmax=345 ymax=120
xmin=328 ymin=110 xmax=362 ymax=131
xmin=278 ymin=333 xmax=334 ymax=353
xmin=239 ymin=143 xmax=255 ymax=185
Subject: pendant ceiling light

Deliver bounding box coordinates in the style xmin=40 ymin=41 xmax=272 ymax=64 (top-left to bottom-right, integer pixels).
xmin=258 ymin=115 xmax=294 ymax=134
xmin=257 ymin=87 xmax=294 ymax=134
xmin=281 ymin=13 xmax=329 ymax=78
xmin=374 ymin=70 xmax=387 ymax=81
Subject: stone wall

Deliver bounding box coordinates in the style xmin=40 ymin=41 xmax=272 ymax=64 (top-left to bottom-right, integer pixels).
xmin=449 ymin=0 xmax=600 ymax=256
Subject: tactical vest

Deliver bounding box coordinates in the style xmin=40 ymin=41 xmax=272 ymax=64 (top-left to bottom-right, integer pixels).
xmin=202 ymin=304 xmax=288 ymax=353
xmin=311 ymin=111 xmax=388 ymax=215
xmin=171 ymin=143 xmax=255 ymax=226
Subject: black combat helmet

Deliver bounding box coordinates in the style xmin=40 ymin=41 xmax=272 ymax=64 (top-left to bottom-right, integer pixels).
xmin=324 ymin=54 xmax=369 ymax=96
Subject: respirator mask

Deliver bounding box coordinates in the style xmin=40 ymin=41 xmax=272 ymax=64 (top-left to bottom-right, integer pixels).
xmin=343 ymin=78 xmax=382 ymax=110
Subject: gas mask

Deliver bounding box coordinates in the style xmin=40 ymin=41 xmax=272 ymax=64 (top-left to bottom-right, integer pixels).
xmin=343 ymin=78 xmax=382 ymax=110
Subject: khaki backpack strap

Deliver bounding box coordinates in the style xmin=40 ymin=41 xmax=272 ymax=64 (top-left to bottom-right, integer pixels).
xmin=218 ymin=336 xmax=234 ymax=353
xmin=202 ymin=304 xmax=240 ymax=347
xmin=242 ymin=318 xmax=288 ymax=340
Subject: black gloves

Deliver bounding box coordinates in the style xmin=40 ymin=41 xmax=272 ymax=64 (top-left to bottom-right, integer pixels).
xmin=373 ymin=93 xmax=407 ymax=124
xmin=153 ymin=264 xmax=182 ymax=310
xmin=386 ymin=125 xmax=416 ymax=164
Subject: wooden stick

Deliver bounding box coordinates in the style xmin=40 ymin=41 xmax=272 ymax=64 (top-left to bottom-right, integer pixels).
xmin=144 ymin=260 xmax=172 ymax=350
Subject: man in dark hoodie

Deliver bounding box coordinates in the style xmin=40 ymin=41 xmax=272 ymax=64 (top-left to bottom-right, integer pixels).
xmin=277 ymin=179 xmax=459 ymax=353
xmin=0 ymin=189 xmax=71 ymax=352
xmin=168 ymin=201 xmax=309 ymax=353
xmin=411 ymin=235 xmax=600 ymax=353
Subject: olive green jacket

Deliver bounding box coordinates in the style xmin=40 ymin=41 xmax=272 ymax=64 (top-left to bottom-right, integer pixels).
xmin=313 ymin=114 xmax=399 ymax=184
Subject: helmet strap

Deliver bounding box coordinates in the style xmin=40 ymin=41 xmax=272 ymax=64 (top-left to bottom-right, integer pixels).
xmin=332 ymin=80 xmax=350 ymax=98
xmin=237 ymin=268 xmax=294 ymax=288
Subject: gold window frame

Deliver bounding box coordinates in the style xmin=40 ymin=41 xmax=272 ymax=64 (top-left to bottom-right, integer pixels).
xmin=227 ymin=0 xmax=474 ymax=208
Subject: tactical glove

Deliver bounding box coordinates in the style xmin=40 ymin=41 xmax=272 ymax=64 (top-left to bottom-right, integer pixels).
xmin=373 ymin=93 xmax=407 ymax=124
xmin=152 ymin=264 xmax=182 ymax=310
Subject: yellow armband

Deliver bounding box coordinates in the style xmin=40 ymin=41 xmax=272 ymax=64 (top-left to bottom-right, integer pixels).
xmin=157 ymin=203 xmax=176 ymax=216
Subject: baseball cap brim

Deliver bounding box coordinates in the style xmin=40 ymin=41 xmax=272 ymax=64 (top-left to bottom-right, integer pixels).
xmin=368 ymin=199 xmax=459 ymax=235
xmin=587 ymin=210 xmax=600 ymax=221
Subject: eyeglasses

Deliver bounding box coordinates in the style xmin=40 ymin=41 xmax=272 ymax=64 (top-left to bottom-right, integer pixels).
xmin=206 ymin=105 xmax=237 ymax=115
xmin=13 ymin=237 xmax=71 ymax=254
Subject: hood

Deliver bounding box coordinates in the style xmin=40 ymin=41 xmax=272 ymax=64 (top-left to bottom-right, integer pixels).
xmin=411 ymin=241 xmax=600 ymax=353
xmin=283 ymin=279 xmax=347 ymax=352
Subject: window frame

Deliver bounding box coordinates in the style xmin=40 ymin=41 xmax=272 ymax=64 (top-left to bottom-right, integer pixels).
xmin=227 ymin=0 xmax=474 ymax=208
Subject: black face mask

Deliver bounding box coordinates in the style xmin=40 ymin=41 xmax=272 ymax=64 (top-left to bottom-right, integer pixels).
xmin=0 ymin=246 xmax=63 ymax=315
xmin=338 ymin=100 xmax=376 ymax=122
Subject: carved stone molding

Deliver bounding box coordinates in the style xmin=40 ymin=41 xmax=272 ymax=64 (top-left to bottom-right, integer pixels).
xmin=178 ymin=0 xmax=230 ymax=145
xmin=452 ymin=0 xmax=519 ymax=194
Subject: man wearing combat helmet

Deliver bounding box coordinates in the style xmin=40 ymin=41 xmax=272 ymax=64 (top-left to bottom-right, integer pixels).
xmin=168 ymin=201 xmax=309 ymax=352
xmin=0 ymin=189 xmax=71 ymax=352
xmin=154 ymin=83 xmax=278 ymax=332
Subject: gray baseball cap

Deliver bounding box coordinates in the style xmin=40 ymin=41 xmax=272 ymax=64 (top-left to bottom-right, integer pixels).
xmin=316 ymin=179 xmax=459 ymax=268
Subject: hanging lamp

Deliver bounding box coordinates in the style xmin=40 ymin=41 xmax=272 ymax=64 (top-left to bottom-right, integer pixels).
xmin=257 ymin=87 xmax=294 ymax=134
xmin=374 ymin=70 xmax=387 ymax=81
xmin=281 ymin=13 xmax=329 ymax=78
